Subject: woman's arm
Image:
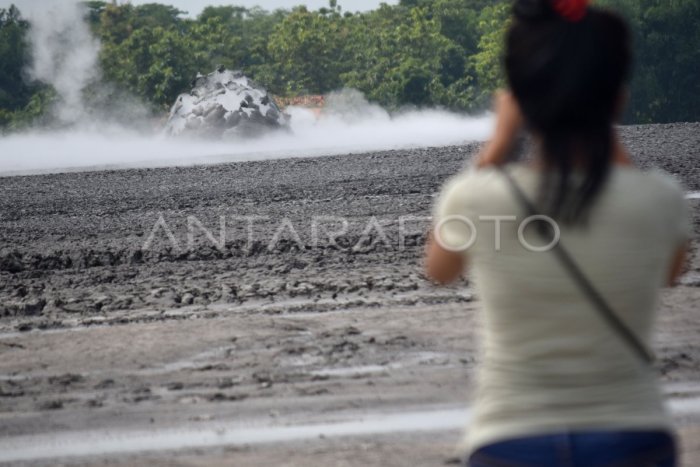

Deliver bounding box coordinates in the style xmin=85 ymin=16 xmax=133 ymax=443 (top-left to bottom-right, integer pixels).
xmin=424 ymin=232 xmax=465 ymax=285
xmin=668 ymin=243 xmax=689 ymax=286
xmin=475 ymin=91 xmax=524 ymax=168
xmin=425 ymin=91 xmax=523 ymax=285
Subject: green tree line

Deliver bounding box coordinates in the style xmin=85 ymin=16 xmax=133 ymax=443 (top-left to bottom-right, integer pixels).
xmin=0 ymin=0 xmax=698 ymax=130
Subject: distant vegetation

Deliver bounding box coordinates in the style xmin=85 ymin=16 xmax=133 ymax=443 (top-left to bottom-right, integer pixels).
xmin=0 ymin=0 xmax=698 ymax=130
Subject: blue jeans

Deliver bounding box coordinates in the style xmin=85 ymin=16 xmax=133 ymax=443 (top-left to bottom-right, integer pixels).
xmin=467 ymin=430 xmax=676 ymax=467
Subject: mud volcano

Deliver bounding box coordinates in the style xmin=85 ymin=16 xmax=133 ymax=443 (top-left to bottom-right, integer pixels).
xmin=165 ymin=67 xmax=289 ymax=139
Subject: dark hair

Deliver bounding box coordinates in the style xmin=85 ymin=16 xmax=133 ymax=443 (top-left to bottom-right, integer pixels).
xmin=505 ymin=0 xmax=631 ymax=224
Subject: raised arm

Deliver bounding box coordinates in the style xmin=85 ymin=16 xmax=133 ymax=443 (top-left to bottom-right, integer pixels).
xmin=425 ymin=91 xmax=523 ymax=285
xmin=475 ymin=91 xmax=524 ymax=168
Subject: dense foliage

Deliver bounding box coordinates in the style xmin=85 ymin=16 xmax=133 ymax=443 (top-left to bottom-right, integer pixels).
xmin=0 ymin=0 xmax=698 ymax=129
xmin=0 ymin=6 xmax=53 ymax=129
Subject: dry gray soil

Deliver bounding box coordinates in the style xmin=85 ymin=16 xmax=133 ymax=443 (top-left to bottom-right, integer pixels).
xmin=0 ymin=123 xmax=698 ymax=466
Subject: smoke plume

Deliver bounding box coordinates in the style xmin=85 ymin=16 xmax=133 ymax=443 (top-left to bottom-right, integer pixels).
xmin=23 ymin=1 xmax=100 ymax=124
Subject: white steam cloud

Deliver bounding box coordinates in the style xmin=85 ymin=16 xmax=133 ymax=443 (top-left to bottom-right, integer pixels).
xmin=23 ymin=1 xmax=100 ymax=124
xmin=0 ymin=106 xmax=493 ymax=175
xmin=0 ymin=2 xmax=493 ymax=176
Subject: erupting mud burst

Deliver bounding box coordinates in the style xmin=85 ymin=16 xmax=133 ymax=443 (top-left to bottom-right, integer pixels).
xmin=165 ymin=68 xmax=290 ymax=139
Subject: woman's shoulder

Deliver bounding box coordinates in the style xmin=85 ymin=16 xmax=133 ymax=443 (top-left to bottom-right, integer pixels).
xmin=612 ymin=166 xmax=690 ymax=244
xmin=438 ymin=162 xmax=687 ymax=210
xmin=444 ymin=164 xmax=502 ymax=184
xmin=438 ymin=163 xmax=538 ymax=203
xmin=438 ymin=165 xmax=510 ymax=203
xmin=613 ymin=166 xmax=687 ymax=202
xmin=441 ymin=162 xmax=534 ymax=189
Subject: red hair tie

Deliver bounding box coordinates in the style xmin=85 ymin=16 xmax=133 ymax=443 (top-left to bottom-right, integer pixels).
xmin=551 ymin=0 xmax=588 ymax=22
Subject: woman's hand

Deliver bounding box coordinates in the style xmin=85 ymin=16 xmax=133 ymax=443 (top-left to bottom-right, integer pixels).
xmin=476 ymin=90 xmax=525 ymax=168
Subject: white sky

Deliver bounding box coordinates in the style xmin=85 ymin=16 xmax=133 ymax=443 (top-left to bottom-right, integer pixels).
xmin=3 ymin=1 xmax=399 ymax=16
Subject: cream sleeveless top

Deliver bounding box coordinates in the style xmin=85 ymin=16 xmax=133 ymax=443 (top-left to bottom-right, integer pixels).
xmin=433 ymin=163 xmax=690 ymax=453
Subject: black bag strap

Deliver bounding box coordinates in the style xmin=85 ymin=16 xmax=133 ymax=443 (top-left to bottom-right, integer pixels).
xmin=499 ymin=167 xmax=654 ymax=365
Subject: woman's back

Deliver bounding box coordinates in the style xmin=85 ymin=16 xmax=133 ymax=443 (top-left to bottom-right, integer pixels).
xmin=434 ymin=163 xmax=689 ymax=452
xmin=424 ymin=1 xmax=691 ymax=462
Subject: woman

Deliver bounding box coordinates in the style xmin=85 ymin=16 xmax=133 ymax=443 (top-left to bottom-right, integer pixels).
xmin=425 ymin=0 xmax=690 ymax=465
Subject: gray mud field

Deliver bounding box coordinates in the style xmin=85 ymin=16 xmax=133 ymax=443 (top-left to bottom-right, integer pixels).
xmin=0 ymin=123 xmax=699 ymax=466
